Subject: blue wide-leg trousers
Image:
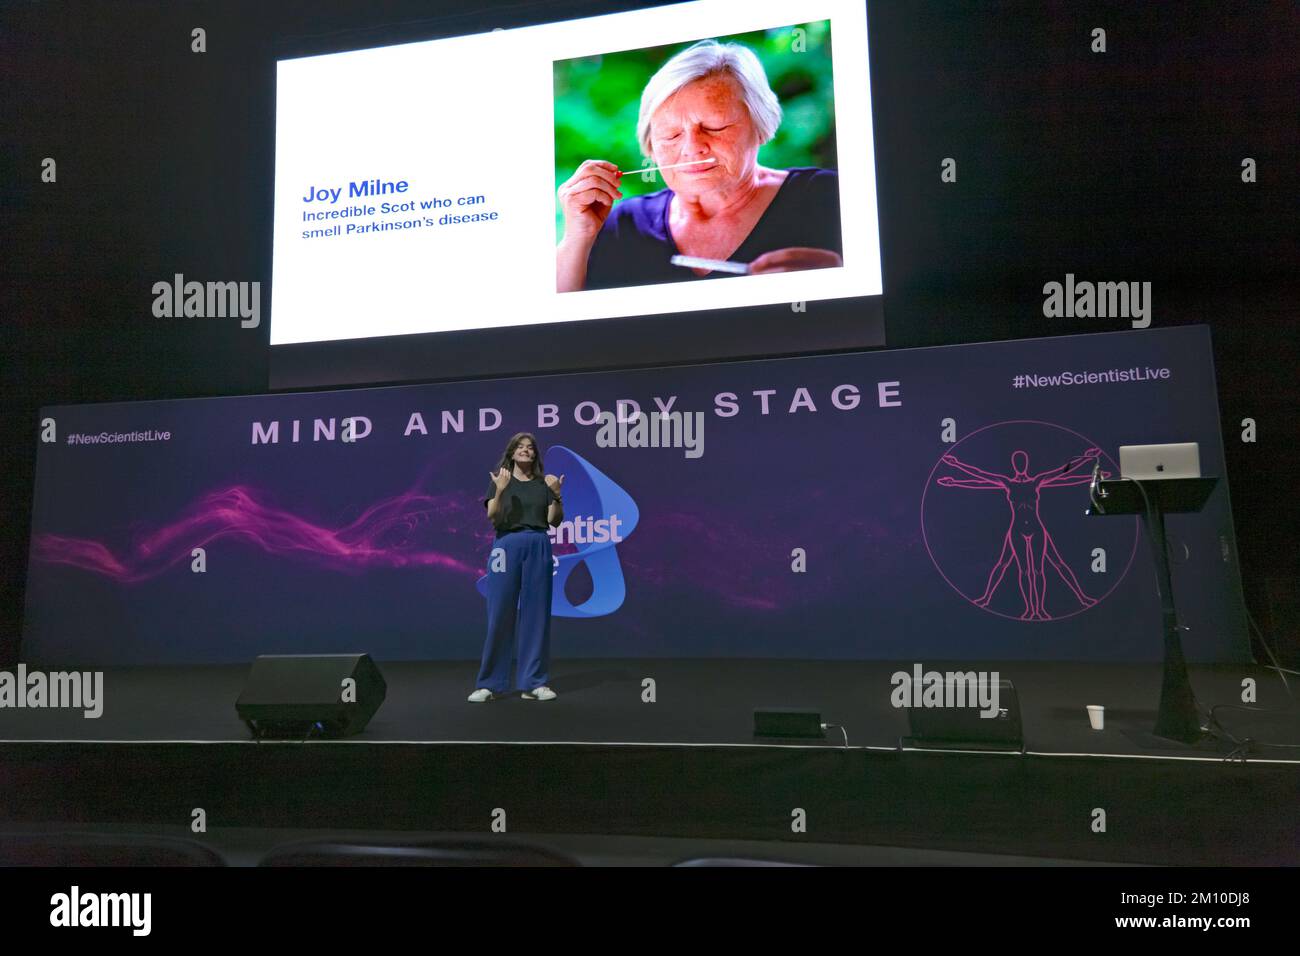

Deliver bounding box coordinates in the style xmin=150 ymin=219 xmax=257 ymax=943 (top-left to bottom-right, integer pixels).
xmin=477 ymin=529 xmax=553 ymax=693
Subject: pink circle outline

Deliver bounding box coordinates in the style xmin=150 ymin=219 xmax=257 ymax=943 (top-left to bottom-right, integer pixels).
xmin=920 ymin=419 xmax=1140 ymax=622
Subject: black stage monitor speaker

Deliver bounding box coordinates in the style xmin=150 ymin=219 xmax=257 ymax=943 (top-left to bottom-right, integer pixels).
xmin=236 ymin=654 xmax=386 ymax=739
xmin=903 ymin=678 xmax=1023 ymax=752
xmin=754 ymin=708 xmax=824 ymax=739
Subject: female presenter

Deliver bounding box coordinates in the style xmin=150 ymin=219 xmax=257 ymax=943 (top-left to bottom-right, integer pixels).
xmin=468 ymin=433 xmax=564 ymax=702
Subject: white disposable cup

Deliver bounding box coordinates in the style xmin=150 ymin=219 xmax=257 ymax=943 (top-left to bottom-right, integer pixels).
xmin=1086 ymin=705 xmax=1105 ymax=730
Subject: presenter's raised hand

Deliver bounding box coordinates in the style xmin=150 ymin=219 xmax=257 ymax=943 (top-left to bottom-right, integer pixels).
xmin=558 ymin=160 xmax=622 ymax=243
xmin=491 ymin=468 xmax=512 ymax=493
xmin=545 ymin=473 xmax=565 ymax=494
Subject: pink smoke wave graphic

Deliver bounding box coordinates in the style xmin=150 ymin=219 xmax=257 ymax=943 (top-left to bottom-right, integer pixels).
xmin=32 ymin=485 xmax=485 ymax=583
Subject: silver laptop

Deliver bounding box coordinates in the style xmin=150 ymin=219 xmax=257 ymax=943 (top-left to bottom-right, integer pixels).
xmin=1118 ymin=442 xmax=1201 ymax=480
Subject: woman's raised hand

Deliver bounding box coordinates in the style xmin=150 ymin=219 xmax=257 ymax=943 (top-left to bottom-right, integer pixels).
xmin=490 ymin=467 xmax=512 ymax=493
xmin=557 ymin=160 xmax=623 ymax=242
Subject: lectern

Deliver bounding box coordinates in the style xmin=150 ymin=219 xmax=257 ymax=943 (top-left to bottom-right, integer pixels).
xmin=1087 ymin=476 xmax=1218 ymax=743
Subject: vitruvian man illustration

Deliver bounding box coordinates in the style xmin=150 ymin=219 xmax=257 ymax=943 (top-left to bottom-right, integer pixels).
xmin=937 ymin=448 xmax=1111 ymax=620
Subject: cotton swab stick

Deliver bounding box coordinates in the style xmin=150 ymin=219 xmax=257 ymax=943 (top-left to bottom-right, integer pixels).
xmin=633 ymin=157 xmax=718 ymax=176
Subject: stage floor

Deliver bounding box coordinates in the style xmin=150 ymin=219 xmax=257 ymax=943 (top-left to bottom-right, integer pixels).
xmin=0 ymin=821 xmax=1132 ymax=867
xmin=2 ymin=658 xmax=1296 ymax=760
xmin=3 ymin=659 xmax=1297 ymax=864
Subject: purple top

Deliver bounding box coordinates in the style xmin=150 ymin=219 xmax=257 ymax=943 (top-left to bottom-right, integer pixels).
xmin=583 ymin=167 xmax=842 ymax=291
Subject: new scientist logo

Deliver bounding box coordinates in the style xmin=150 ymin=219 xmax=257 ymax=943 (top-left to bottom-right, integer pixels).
xmin=476 ymin=447 xmax=639 ymax=618
xmin=552 ymin=514 xmax=626 ymax=545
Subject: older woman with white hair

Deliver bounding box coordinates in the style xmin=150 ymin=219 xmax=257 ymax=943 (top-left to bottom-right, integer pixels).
xmin=556 ymin=39 xmax=842 ymax=292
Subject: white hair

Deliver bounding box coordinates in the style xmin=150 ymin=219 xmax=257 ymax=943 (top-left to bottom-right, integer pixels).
xmin=636 ymin=39 xmax=783 ymax=159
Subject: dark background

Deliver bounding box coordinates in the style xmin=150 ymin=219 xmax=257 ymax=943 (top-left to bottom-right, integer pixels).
xmin=3 ymin=0 xmax=1297 ymax=665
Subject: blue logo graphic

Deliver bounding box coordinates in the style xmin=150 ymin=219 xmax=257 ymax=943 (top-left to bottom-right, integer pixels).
xmin=476 ymin=446 xmax=638 ymax=617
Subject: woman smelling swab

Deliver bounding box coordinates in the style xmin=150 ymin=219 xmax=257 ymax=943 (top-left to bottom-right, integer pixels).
xmin=555 ymin=39 xmax=842 ymax=292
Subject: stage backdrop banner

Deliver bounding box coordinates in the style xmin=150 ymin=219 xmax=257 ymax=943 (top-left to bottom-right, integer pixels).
xmin=24 ymin=326 xmax=1248 ymax=665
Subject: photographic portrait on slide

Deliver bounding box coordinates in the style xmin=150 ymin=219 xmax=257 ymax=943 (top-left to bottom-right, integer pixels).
xmin=554 ymin=23 xmax=842 ymax=293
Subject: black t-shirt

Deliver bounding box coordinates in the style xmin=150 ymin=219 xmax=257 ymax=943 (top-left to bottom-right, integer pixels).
xmin=484 ymin=475 xmax=557 ymax=534
xmin=584 ymin=167 xmax=842 ymax=290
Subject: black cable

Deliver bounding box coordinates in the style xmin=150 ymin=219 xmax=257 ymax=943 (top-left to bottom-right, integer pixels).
xmin=1244 ymin=605 xmax=1295 ymax=702
xmin=820 ymin=722 xmax=849 ymax=748
xmin=1205 ymin=703 xmax=1300 ymax=761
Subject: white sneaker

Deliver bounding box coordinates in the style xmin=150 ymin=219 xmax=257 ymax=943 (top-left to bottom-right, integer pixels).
xmin=521 ymin=686 xmax=557 ymax=701
xmin=467 ymin=688 xmax=497 ymax=703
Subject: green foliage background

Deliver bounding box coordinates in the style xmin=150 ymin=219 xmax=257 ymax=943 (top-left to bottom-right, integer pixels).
xmin=552 ymin=21 xmax=836 ymax=240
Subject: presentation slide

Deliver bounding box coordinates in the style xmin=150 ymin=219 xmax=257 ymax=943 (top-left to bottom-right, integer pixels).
xmin=270 ymin=0 xmax=881 ymax=345
xmin=25 ymin=327 xmax=1246 ymax=665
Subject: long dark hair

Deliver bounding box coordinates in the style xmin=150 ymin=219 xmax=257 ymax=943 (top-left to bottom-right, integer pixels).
xmin=494 ymin=432 xmax=545 ymax=480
